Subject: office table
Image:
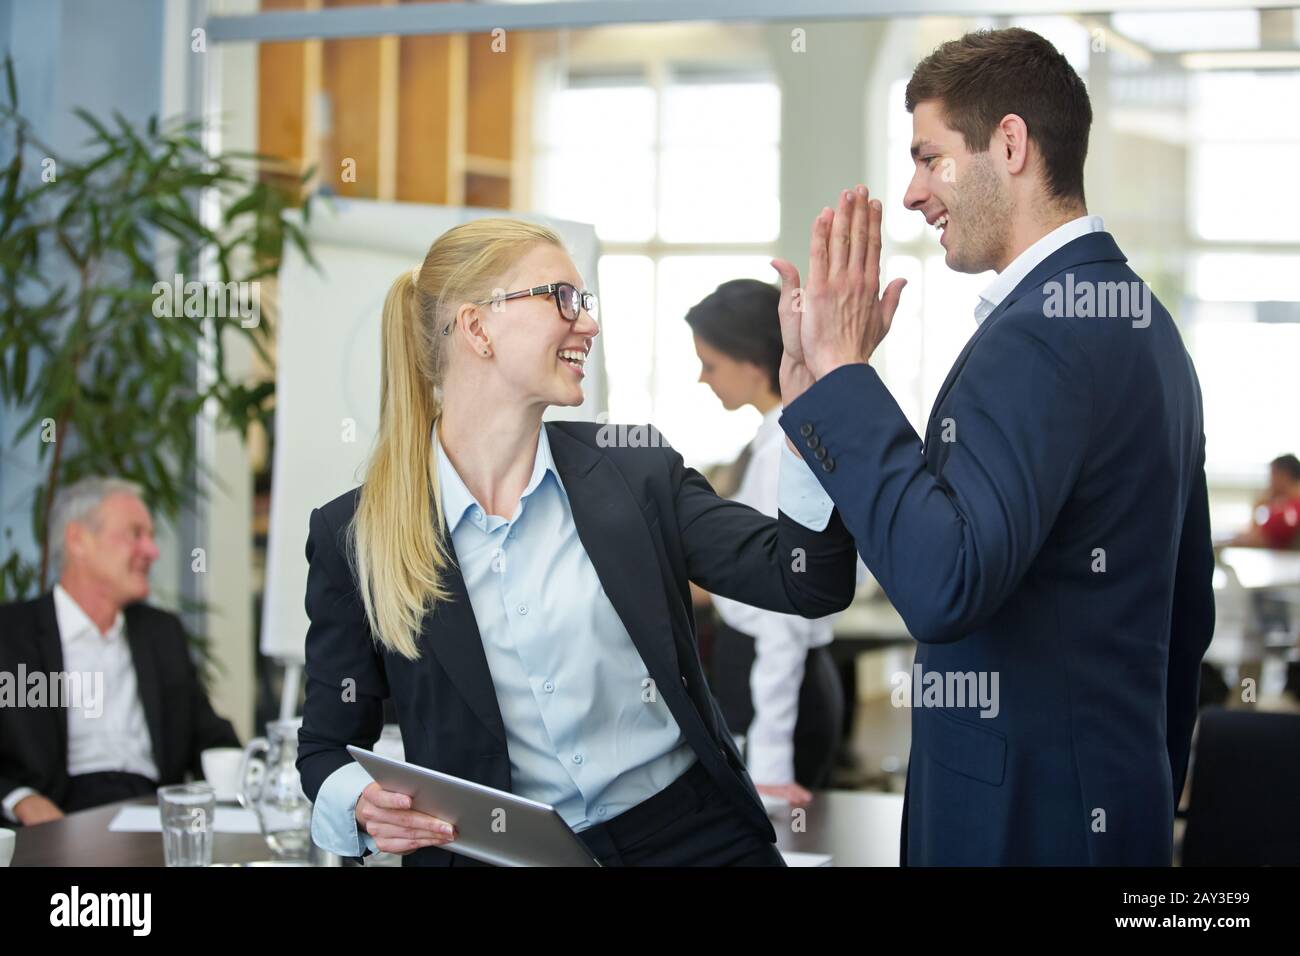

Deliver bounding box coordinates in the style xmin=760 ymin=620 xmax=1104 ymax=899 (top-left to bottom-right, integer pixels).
xmin=8 ymin=790 xmax=904 ymax=867
xmin=1217 ymin=547 xmax=1300 ymax=591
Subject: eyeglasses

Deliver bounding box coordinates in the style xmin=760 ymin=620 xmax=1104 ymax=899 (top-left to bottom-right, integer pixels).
xmin=442 ymin=282 xmax=598 ymax=334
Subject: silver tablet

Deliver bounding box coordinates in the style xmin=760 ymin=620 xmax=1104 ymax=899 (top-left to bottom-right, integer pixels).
xmin=346 ymin=745 xmax=601 ymax=867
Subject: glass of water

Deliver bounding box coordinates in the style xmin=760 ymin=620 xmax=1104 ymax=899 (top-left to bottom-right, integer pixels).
xmin=157 ymin=783 xmax=216 ymax=867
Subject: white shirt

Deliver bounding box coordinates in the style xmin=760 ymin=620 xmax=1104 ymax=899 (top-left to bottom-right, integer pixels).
xmin=974 ymin=215 xmax=1105 ymax=325
xmin=711 ymin=407 xmax=839 ymax=786
xmin=1 ymin=585 xmax=159 ymax=822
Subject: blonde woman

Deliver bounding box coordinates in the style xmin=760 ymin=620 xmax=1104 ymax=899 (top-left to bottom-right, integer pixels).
xmin=297 ymin=218 xmax=857 ymax=867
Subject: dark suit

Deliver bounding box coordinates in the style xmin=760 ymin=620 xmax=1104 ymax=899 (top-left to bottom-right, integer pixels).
xmin=0 ymin=592 xmax=240 ymax=817
xmin=780 ymin=232 xmax=1215 ymax=865
xmin=296 ymin=420 xmax=859 ymax=866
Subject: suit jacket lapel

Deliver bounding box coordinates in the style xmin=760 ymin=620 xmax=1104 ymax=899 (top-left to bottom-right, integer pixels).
xmin=422 ymin=539 xmax=509 ymax=746
xmin=417 ymin=424 xmax=683 ymax=748
xmin=546 ymin=424 xmax=682 ymax=684
xmin=34 ymin=592 xmax=68 ymax=760
xmin=925 ymin=231 xmax=1129 ymax=445
xmin=124 ymin=606 xmax=166 ymax=773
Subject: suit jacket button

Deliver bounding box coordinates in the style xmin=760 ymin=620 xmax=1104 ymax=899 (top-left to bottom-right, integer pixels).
xmin=822 ymin=457 xmax=835 ymax=472
xmin=814 ymin=446 xmax=828 ymax=461
xmin=799 ymin=423 xmax=813 ymax=438
xmin=806 ymin=434 xmax=820 ymax=449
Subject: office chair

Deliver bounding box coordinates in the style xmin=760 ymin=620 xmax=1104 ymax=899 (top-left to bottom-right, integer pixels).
xmin=1181 ymin=707 xmax=1300 ymax=866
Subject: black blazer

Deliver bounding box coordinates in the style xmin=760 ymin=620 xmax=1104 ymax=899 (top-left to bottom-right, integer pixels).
xmin=0 ymin=592 xmax=240 ymax=817
xmin=297 ymin=420 xmax=859 ymax=866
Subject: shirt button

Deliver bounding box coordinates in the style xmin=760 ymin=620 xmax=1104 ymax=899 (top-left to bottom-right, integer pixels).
xmin=472 ymin=507 xmax=482 ymax=521
xmin=508 ymin=528 xmax=517 ymax=539
xmin=572 ymin=753 xmax=584 ymax=765
xmin=597 ymin=807 xmax=607 ymax=817
xmin=517 ymin=604 xmax=528 ymax=615
xmin=543 ymin=680 xmax=555 ymax=693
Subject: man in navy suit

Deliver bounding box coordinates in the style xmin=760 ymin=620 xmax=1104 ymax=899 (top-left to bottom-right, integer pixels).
xmin=771 ymin=27 xmax=1215 ymax=864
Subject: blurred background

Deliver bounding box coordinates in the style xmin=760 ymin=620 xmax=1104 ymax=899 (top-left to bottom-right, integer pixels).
xmin=1 ymin=0 xmax=1298 ymax=863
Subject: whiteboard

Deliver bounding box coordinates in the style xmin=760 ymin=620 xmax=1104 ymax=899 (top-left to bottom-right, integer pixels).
xmin=262 ymin=199 xmax=604 ymax=662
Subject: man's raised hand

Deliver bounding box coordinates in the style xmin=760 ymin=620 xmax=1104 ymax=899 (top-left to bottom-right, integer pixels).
xmin=796 ymin=185 xmax=907 ymax=380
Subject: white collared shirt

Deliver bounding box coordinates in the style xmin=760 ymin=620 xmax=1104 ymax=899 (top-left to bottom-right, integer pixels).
xmin=974 ymin=215 xmax=1105 ymax=325
xmin=2 ymin=586 xmax=160 ymax=822
xmin=712 ymin=407 xmax=838 ymax=786
xmin=53 ymin=584 xmax=160 ymax=782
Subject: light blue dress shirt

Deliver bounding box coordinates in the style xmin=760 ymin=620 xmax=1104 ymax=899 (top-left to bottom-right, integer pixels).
xmin=310 ymin=424 xmax=835 ymax=858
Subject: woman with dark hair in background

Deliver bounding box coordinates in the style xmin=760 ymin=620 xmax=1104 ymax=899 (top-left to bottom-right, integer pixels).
xmin=687 ymin=279 xmax=856 ymax=806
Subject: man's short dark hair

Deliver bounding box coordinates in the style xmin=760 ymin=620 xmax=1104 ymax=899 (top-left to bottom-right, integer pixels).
xmin=905 ymin=27 xmax=1093 ymax=205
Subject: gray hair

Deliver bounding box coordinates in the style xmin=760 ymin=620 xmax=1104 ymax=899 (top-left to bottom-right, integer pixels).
xmin=48 ymin=476 xmax=146 ymax=571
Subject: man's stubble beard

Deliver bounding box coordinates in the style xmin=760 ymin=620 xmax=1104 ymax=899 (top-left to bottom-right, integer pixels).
xmin=948 ymin=153 xmax=1013 ymax=275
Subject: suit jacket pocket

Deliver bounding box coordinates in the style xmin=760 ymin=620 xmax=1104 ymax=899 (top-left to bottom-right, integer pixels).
xmin=920 ymin=708 xmax=1007 ymax=787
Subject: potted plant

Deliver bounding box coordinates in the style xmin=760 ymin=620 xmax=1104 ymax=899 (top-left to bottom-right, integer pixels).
xmin=0 ymin=56 xmax=314 ymax=618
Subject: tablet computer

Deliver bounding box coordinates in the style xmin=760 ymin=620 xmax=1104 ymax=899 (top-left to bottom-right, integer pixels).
xmin=346 ymin=745 xmax=601 ymax=867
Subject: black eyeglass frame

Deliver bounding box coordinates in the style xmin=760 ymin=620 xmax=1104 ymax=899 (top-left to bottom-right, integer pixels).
xmin=441 ymin=282 xmax=598 ymax=334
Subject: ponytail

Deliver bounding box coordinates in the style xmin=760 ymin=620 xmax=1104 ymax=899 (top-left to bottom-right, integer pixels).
xmin=349 ymin=269 xmax=452 ymax=660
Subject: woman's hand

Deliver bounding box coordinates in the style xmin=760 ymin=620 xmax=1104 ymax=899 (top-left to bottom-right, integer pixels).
xmin=771 ymin=260 xmax=816 ymax=407
xmin=757 ymin=782 xmax=814 ymax=807
xmin=355 ymin=781 xmax=458 ymax=855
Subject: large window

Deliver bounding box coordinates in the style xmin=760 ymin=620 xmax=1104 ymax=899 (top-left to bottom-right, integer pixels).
xmin=1185 ymin=69 xmax=1300 ymax=478
xmin=534 ymin=66 xmax=780 ymax=468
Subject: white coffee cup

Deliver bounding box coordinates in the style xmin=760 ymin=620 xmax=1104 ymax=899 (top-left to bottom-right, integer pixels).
xmin=0 ymin=826 xmax=15 ymax=867
xmin=201 ymin=747 xmax=245 ymax=802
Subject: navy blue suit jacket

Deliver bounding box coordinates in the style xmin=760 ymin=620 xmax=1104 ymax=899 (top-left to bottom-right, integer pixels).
xmin=781 ymin=232 xmax=1215 ymax=865
xmin=296 ymin=421 xmax=859 ymax=865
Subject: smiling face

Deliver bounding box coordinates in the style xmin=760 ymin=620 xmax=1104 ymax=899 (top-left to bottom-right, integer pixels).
xmin=904 ymin=100 xmax=1014 ymax=275
xmin=475 ymin=242 xmax=599 ymax=409
xmin=64 ymin=492 xmax=159 ymax=606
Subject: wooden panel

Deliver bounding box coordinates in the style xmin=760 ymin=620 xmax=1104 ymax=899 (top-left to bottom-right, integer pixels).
xmin=257 ymin=0 xmax=533 ymax=210
xmin=466 ymin=31 xmax=515 ymax=163
xmin=465 ymin=172 xmax=510 ymax=210
xmin=256 ymin=0 xmax=308 ymax=178
xmin=508 ymin=33 xmax=535 ymax=209
xmin=322 ymin=0 xmax=382 ymax=198
xmin=377 ymin=20 xmax=399 ymax=200
xmin=396 ymin=34 xmax=453 ymax=204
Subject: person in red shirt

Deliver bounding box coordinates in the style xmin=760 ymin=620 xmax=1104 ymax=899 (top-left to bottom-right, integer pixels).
xmin=1232 ymin=454 xmax=1300 ymax=550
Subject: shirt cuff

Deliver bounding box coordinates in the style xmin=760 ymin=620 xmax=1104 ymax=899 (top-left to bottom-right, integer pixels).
xmin=310 ymin=761 xmax=379 ymax=858
xmin=746 ymin=737 xmax=797 ymax=787
xmin=2 ymin=787 xmax=37 ymax=823
xmin=778 ymin=442 xmax=835 ymax=531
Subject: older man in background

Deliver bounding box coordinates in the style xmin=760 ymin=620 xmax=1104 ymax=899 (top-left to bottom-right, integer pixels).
xmin=0 ymin=477 xmax=239 ymax=825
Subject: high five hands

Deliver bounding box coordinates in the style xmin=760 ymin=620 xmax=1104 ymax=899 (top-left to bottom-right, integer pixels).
xmin=772 ymin=185 xmax=908 ymax=406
